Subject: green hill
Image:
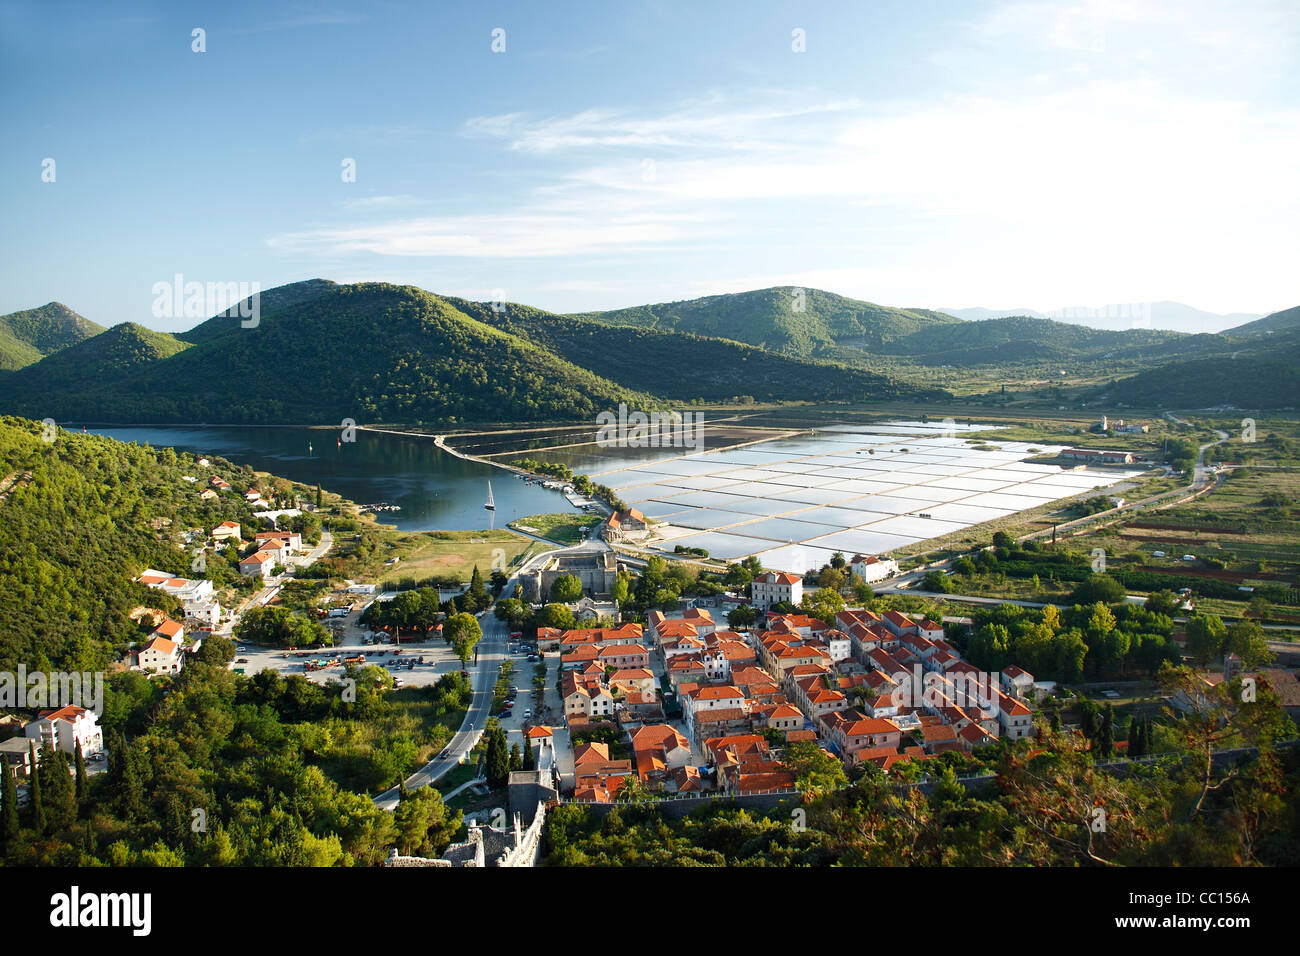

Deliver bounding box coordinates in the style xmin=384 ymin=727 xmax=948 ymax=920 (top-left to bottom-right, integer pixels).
xmin=1096 ymin=321 xmax=1300 ymax=409
xmin=176 ymin=277 xmax=338 ymax=344
xmin=0 ymin=301 xmax=103 ymax=371
xmin=570 ymin=287 xmax=959 ymax=358
xmin=879 ymin=315 xmax=1195 ymax=366
xmin=1 ymin=322 xmax=191 ymax=412
xmin=0 ymin=283 xmax=659 ymax=425
xmin=1221 ymin=304 xmax=1300 ymax=338
xmin=447 ymin=297 xmax=945 ymax=404
xmin=0 ymin=416 xmax=275 ymax=671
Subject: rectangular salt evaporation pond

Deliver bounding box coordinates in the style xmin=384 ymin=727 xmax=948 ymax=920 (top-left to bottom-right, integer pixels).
xmin=752 ymin=543 xmax=846 ymax=574
xmin=659 ymin=531 xmax=783 ymax=561
xmin=860 ymin=513 xmax=969 ymax=538
xmin=803 ymin=527 xmax=921 ymax=555
xmin=924 ymin=501 xmax=1017 ymax=524
xmin=603 ymin=468 xmax=684 ymax=489
xmin=734 ymin=516 xmax=861 ymax=543
xmin=658 ymin=475 xmax=749 ymax=492
xmin=963 ymin=491 xmax=1058 ymax=511
xmin=709 ymin=495 xmax=814 ymax=517
xmin=660 ymin=508 xmax=762 ymax=531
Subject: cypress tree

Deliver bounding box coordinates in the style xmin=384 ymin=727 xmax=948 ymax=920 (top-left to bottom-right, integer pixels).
xmin=522 ymin=740 xmax=535 ymax=770
xmin=0 ymin=756 xmax=18 ymax=853
xmin=509 ymin=742 xmax=522 ymax=772
xmin=40 ymin=749 xmax=77 ymax=832
xmin=1126 ymin=716 xmax=1140 ymax=758
xmin=74 ymin=741 xmax=88 ymax=811
xmin=29 ymin=744 xmax=45 ymax=835
xmin=1097 ymin=705 xmax=1114 ymax=759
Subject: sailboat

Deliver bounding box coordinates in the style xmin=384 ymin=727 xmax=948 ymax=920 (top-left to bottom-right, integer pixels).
xmin=484 ymin=480 xmax=495 ymax=512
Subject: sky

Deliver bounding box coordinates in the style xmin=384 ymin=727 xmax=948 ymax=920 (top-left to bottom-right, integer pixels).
xmin=2 ymin=0 xmax=1298 ymax=332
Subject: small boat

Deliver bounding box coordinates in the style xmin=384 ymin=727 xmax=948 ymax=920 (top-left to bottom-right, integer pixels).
xmin=484 ymin=480 xmax=495 ymax=511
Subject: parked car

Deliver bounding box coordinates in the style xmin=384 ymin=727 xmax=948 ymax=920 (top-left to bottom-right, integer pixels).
xmin=236 ymin=658 xmax=249 ymax=664
xmin=522 ymin=709 xmax=532 ymax=719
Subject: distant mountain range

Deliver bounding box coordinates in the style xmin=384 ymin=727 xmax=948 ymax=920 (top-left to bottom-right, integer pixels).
xmin=0 ymin=282 xmax=942 ymax=425
xmin=1 ymin=281 xmax=1294 ymax=422
xmin=940 ymin=301 xmax=1264 ymax=335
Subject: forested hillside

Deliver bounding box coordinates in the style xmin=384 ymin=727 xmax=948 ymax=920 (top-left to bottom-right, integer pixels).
xmin=0 ymin=284 xmax=660 ymax=425
xmin=0 ymin=302 xmax=103 ymax=372
xmin=0 ymin=417 xmax=281 ymax=672
xmin=571 ymin=287 xmax=958 ymax=358
xmin=448 ymin=297 xmax=946 ymax=404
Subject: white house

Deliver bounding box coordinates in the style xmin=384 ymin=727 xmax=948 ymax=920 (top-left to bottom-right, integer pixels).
xmin=239 ymin=550 xmax=277 ymax=579
xmin=24 ymin=706 xmax=103 ymax=756
xmin=211 ymin=520 xmax=241 ymax=542
xmin=850 ymin=554 xmax=900 ymax=585
xmin=750 ymin=572 xmax=803 ymax=610
xmin=138 ymin=636 xmax=184 ymax=675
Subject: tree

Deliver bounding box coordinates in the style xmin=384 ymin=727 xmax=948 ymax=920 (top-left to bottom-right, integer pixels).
xmin=0 ymin=756 xmax=17 ymax=853
xmin=1072 ymin=573 xmax=1126 ymax=605
xmin=1225 ymin=619 xmax=1272 ymax=669
xmin=921 ymin=570 xmax=952 ymax=593
xmin=782 ymin=741 xmax=848 ymax=794
xmin=510 ymin=743 xmax=523 ymax=772
xmin=485 ymin=728 xmax=510 ymax=788
xmin=801 ymin=587 xmax=845 ymax=625
xmin=726 ymin=605 xmax=757 ymax=629
xmin=1096 ymin=704 xmax=1115 ymax=759
xmin=1145 ymin=590 xmax=1180 ymax=618
xmin=28 ymin=743 xmax=45 ymax=835
xmin=550 ymin=574 xmax=583 ymax=603
xmin=73 ymin=741 xmax=88 ymax=812
xmin=494 ymin=598 xmax=527 ymax=628
xmin=1184 ymin=613 xmax=1227 ymax=667
xmin=466 ymin=565 xmax=489 ymax=612
xmin=444 ymin=612 xmax=482 ymax=663
xmin=532 ymin=603 xmax=576 ymax=632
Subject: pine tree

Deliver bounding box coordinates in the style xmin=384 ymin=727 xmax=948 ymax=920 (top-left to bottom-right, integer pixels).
xmin=29 ymin=744 xmax=45 ymax=835
xmin=0 ymin=756 xmax=18 ymax=853
xmin=468 ymin=566 xmax=488 ymax=613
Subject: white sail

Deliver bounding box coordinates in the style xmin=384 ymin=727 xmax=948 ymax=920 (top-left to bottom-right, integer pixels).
xmin=484 ymin=480 xmax=495 ymax=510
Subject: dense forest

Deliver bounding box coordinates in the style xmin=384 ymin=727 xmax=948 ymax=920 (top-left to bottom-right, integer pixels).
xmin=449 ymin=297 xmax=944 ymax=404
xmin=571 ymin=286 xmax=959 ymax=358
xmin=0 ymin=640 xmax=468 ymax=866
xmin=0 ymin=284 xmax=662 ymax=426
xmin=0 ymin=416 xmax=291 ymax=672
xmin=0 ymin=301 xmax=102 ymax=372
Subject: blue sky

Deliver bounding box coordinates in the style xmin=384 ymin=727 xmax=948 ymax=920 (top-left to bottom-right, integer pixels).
xmin=2 ymin=0 xmax=1297 ymax=331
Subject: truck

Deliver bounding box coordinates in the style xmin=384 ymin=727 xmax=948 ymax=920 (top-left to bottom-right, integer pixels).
xmin=343 ymin=654 xmax=367 ymax=665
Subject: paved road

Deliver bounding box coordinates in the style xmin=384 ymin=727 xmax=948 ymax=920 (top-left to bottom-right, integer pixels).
xmin=371 ymin=537 xmax=602 ymax=810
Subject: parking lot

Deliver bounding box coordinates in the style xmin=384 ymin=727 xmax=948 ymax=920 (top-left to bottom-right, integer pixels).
xmin=231 ymin=633 xmax=472 ymax=689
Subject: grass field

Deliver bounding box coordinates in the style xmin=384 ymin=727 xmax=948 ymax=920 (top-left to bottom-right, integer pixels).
xmin=510 ymin=511 xmax=604 ymax=545
xmin=349 ymin=528 xmax=551 ymax=585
